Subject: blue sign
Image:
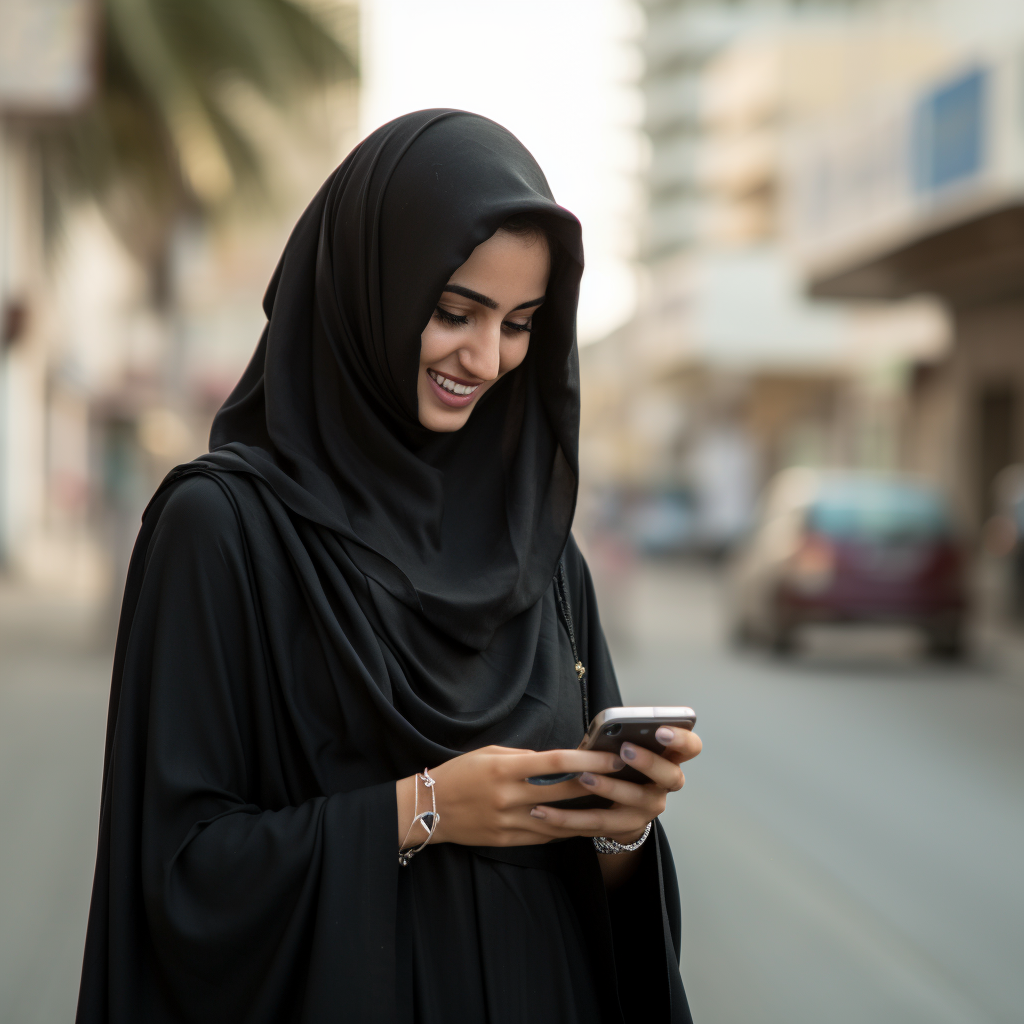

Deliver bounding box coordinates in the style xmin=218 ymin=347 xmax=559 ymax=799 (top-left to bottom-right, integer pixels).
xmin=913 ymin=67 xmax=987 ymax=193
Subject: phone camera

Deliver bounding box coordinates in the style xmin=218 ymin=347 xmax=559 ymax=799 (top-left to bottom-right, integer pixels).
xmin=603 ymin=724 xmax=622 ymax=737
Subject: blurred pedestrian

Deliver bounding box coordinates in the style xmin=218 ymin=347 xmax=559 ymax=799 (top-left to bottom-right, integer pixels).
xmin=76 ymin=110 xmax=701 ymax=1024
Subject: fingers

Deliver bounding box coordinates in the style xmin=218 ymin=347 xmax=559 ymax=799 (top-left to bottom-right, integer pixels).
xmin=459 ymin=748 xmax=628 ymax=818
xmin=526 ymin=801 xmax=652 ymax=839
xmin=652 ymin=727 xmax=702 ymax=764
xmin=617 ymin=742 xmax=685 ymax=790
xmin=502 ymin=748 xmax=626 ymax=781
xmin=571 ymin=769 xmax=671 ymax=812
xmin=522 ymin=759 xmax=673 ymax=841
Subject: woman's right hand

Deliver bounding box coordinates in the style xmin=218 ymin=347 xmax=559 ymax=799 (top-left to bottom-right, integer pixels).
xmin=396 ymin=745 xmax=626 ymax=849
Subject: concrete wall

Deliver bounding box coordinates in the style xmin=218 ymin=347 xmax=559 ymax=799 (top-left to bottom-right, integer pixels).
xmin=905 ymin=298 xmax=1024 ymax=531
xmin=0 ymin=124 xmax=47 ymax=567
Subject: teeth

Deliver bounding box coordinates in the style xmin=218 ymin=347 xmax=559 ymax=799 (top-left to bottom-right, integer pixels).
xmin=429 ymin=370 xmax=479 ymax=397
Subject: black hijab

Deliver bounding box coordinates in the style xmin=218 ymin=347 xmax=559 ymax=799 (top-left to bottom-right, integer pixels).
xmin=211 ymin=108 xmax=583 ymax=651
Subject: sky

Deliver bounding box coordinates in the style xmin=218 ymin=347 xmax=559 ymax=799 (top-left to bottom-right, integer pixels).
xmin=359 ymin=0 xmax=643 ymax=344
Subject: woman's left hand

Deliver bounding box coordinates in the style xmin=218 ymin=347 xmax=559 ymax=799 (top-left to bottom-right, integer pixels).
xmin=529 ymin=726 xmax=702 ymax=886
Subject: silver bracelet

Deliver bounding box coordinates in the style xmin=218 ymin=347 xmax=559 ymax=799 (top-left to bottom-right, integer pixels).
xmin=398 ymin=769 xmax=440 ymax=866
xmin=592 ymin=821 xmax=652 ymax=855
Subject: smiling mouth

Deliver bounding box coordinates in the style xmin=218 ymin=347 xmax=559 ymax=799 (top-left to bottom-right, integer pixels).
xmin=427 ymin=369 xmax=480 ymax=396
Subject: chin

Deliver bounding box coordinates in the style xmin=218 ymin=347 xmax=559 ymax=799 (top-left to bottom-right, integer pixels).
xmin=419 ymin=410 xmax=472 ymax=432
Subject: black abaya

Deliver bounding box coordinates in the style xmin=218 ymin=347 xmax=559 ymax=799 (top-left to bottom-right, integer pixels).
xmin=77 ymin=110 xmax=693 ymax=1024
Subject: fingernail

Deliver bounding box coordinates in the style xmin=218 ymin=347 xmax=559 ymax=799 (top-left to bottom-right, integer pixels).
xmin=530 ymin=807 xmax=547 ymax=819
xmin=656 ymin=727 xmax=675 ymax=745
xmin=580 ymin=772 xmax=597 ymax=787
xmin=621 ymin=743 xmax=637 ymax=761
xmin=610 ymin=756 xmax=625 ymax=771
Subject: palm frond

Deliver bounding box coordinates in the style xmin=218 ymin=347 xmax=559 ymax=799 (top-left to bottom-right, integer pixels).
xmin=40 ymin=0 xmax=356 ymax=262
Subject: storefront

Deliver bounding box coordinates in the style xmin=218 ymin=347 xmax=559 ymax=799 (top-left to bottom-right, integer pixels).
xmin=787 ymin=53 xmax=1024 ymax=531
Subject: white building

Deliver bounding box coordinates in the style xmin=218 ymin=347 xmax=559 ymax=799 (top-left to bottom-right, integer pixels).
xmin=0 ymin=0 xmax=359 ymax=595
xmin=0 ymin=0 xmax=100 ymax=589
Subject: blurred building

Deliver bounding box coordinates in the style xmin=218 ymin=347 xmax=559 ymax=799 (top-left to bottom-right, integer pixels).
xmin=787 ymin=12 xmax=1024 ymax=533
xmin=579 ymin=0 xmax=970 ymax=552
xmin=0 ymin=0 xmax=100 ymax=590
xmin=0 ymin=0 xmax=358 ymax=597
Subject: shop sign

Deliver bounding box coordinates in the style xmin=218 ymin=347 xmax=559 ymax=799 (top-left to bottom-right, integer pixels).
xmin=784 ymin=56 xmax=1024 ymax=278
xmin=913 ymin=67 xmax=988 ymax=194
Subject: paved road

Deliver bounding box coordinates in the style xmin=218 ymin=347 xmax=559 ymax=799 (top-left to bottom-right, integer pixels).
xmin=0 ymin=590 xmax=111 ymax=1024
xmin=1 ymin=566 xmax=1022 ymax=1023
xmin=605 ymin=562 xmax=1024 ymax=1024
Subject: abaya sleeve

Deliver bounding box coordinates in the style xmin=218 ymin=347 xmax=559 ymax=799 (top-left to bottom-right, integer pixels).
xmin=79 ymin=475 xmax=399 ymax=1024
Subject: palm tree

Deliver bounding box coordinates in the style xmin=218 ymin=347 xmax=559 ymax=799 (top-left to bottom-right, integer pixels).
xmin=41 ymin=0 xmax=356 ymax=273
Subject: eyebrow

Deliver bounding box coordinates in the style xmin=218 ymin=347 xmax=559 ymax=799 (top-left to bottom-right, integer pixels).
xmin=443 ymin=284 xmax=546 ymax=312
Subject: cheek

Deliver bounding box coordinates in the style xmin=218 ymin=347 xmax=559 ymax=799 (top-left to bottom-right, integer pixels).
xmin=419 ymin=322 xmax=454 ymax=366
xmin=500 ymin=336 xmax=531 ymax=374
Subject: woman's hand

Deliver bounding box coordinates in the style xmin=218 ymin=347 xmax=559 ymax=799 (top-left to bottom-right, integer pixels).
xmin=395 ymin=727 xmax=702 ymax=853
xmin=530 ymin=726 xmax=702 ymax=844
xmin=397 ymin=746 xmax=625 ymax=848
xmin=532 ymin=725 xmax=703 ymax=889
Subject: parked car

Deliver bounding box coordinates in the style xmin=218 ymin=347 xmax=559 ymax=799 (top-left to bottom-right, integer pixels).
xmin=728 ymin=469 xmax=968 ymax=657
xmin=623 ymin=488 xmax=697 ymax=555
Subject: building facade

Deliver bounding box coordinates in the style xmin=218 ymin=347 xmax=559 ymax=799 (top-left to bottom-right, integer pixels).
xmin=580 ymin=0 xmax=951 ymax=549
xmin=0 ymin=0 xmax=98 ymax=586
xmin=0 ymin=0 xmax=359 ymax=596
xmin=788 ymin=37 xmax=1024 ymax=531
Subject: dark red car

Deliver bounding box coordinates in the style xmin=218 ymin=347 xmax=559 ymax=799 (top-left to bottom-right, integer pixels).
xmin=728 ymin=470 xmax=968 ymax=657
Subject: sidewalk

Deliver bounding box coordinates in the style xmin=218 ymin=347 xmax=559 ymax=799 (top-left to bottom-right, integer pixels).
xmin=975 ymin=616 xmax=1024 ymax=680
xmin=971 ymin=555 xmax=1024 ymax=682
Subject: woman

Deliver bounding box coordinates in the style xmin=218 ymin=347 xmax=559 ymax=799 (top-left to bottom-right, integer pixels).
xmin=77 ymin=109 xmax=702 ymax=1024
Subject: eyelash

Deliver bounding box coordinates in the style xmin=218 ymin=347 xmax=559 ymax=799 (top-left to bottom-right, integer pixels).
xmin=433 ymin=306 xmax=533 ymax=334
xmin=434 ymin=306 xmax=468 ymax=327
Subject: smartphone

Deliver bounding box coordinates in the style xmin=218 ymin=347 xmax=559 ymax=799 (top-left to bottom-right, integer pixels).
xmin=528 ymin=706 xmax=697 ymax=809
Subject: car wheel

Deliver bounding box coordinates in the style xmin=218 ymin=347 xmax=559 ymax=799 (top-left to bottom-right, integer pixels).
xmin=769 ymin=628 xmax=796 ymax=656
xmin=766 ymin=595 xmax=796 ymax=656
xmin=925 ymin=625 xmax=965 ymax=660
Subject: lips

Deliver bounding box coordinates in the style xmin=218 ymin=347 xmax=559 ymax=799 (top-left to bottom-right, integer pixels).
xmin=427 ymin=368 xmax=480 ymax=408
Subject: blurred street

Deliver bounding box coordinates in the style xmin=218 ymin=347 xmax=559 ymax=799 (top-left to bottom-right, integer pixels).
xmin=0 ymin=588 xmax=110 ymax=1024
xmin=3 ymin=561 xmax=1022 ymax=1023
xmin=604 ymin=561 xmax=1024 ymax=1024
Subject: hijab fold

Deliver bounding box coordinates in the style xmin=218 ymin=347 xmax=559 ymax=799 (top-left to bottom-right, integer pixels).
xmin=210 ymin=108 xmax=585 ymax=652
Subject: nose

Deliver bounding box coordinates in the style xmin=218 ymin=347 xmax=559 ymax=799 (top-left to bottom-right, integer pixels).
xmin=459 ymin=321 xmax=502 ymax=382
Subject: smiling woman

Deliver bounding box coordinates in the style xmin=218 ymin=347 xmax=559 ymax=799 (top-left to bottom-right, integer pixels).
xmin=418 ymin=223 xmax=550 ymax=430
xmin=76 ymin=110 xmax=698 ymax=1024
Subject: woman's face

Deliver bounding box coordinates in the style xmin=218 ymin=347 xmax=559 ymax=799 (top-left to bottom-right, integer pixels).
xmin=417 ymin=228 xmax=551 ymax=431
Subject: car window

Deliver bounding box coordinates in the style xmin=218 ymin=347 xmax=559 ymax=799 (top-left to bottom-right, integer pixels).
xmin=808 ymin=481 xmax=950 ymax=540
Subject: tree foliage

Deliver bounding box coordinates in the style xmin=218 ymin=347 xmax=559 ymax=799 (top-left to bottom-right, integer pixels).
xmin=41 ymin=0 xmax=356 ymax=263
